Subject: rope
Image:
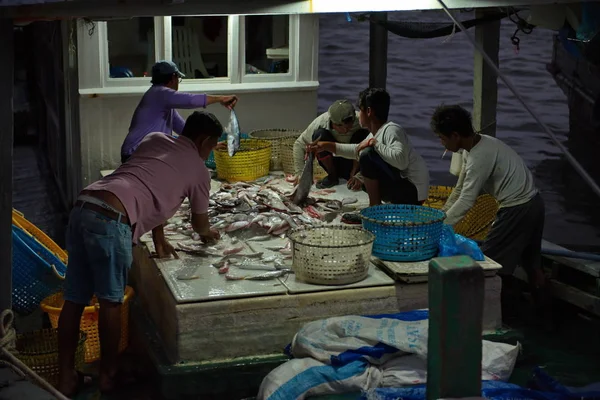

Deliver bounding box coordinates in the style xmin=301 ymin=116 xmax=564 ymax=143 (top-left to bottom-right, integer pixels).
xmin=0 ymin=309 xmax=71 ymax=400
xmin=437 ymin=0 xmax=600 ymax=201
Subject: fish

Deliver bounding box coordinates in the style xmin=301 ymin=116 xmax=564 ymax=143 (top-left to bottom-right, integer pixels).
xmin=225 ymin=269 xmax=292 ymax=281
xmin=262 ymin=254 xmax=281 ymax=263
xmin=226 ymin=109 xmax=241 ymax=157
xmin=313 ymin=189 xmax=336 ymax=196
xmin=218 ymin=261 xmax=230 ymax=274
xmin=223 ymin=246 xmax=244 ymax=255
xmin=342 ymin=197 xmax=358 ymax=206
xmin=224 ymin=220 xmax=251 ymax=232
xmin=323 ymin=200 xmax=342 ymax=211
xmin=246 ymin=235 xmax=272 ymax=242
xmin=176 ymin=242 xmax=217 ymax=256
xmin=292 ymin=152 xmax=314 ymax=206
xmin=176 ymin=265 xmax=202 ymax=280
xmin=236 ymin=264 xmax=277 ymax=271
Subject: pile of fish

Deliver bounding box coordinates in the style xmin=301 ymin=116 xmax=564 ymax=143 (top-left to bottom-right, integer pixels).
xmin=165 ymin=175 xmax=357 ymax=238
xmin=159 ymin=174 xmax=358 ymax=281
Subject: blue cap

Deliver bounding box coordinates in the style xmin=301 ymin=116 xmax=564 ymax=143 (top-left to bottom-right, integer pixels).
xmin=151 ymin=60 xmax=185 ymax=79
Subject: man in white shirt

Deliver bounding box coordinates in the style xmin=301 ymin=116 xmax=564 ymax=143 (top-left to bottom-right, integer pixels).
xmin=293 ymin=100 xmax=369 ymax=189
xmin=430 ymin=104 xmax=548 ymax=320
xmin=310 ymin=88 xmax=430 ymax=207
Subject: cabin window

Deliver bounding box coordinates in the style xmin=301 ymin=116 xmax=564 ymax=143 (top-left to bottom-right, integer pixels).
xmin=106 ymin=17 xmax=156 ymax=79
xmin=78 ymin=14 xmax=317 ymax=93
xmin=170 ymin=16 xmax=229 ymax=79
xmin=244 ymin=15 xmax=290 ymax=75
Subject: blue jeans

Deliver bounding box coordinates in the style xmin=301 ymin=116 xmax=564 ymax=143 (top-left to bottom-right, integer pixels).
xmin=64 ymin=206 xmax=133 ymax=304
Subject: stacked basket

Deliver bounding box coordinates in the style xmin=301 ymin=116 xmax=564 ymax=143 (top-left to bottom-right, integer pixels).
xmin=11 ymin=221 xmax=67 ymax=315
xmin=41 ymin=286 xmax=134 ymax=363
xmin=280 ymin=137 xmax=328 ymax=180
xmin=15 ymin=329 xmax=86 ymax=388
xmin=248 ymin=129 xmax=302 ymax=171
xmin=423 ymin=185 xmax=498 ymax=241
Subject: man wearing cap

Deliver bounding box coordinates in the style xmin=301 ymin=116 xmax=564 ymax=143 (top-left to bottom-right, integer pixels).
xmin=293 ymin=100 xmax=369 ymax=189
xmin=120 ymin=60 xmax=238 ymax=163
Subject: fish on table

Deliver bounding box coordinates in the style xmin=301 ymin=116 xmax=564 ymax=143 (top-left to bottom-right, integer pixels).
xmin=291 ymin=151 xmax=314 ymax=206
xmin=225 ymin=269 xmax=292 ymax=281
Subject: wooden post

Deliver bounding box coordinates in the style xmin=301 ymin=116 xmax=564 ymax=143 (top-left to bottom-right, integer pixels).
xmin=472 ymin=9 xmax=500 ymax=137
xmin=427 ymin=256 xmax=484 ymax=400
xmin=62 ymin=19 xmax=82 ymax=206
xmin=369 ymin=12 xmax=388 ymax=89
xmin=0 ymin=18 xmax=14 ymax=312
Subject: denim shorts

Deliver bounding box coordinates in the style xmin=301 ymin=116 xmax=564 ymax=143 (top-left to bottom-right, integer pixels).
xmin=64 ymin=206 xmax=133 ymax=304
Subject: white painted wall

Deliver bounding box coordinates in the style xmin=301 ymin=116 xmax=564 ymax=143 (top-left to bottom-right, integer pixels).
xmin=78 ymin=88 xmax=318 ymax=185
xmin=75 ymin=14 xmax=320 ymax=186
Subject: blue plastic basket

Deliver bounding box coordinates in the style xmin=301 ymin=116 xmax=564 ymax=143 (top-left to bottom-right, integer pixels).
xmin=360 ymin=204 xmax=446 ymax=262
xmin=205 ymin=132 xmax=249 ymax=169
xmin=12 ymin=225 xmax=67 ymax=315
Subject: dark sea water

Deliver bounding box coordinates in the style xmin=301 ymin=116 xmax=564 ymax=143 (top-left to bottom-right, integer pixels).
xmin=317 ymin=11 xmax=600 ymax=250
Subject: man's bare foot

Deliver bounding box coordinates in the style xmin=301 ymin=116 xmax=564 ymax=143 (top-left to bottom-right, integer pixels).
xmin=58 ymin=370 xmax=78 ymax=397
xmin=58 ymin=370 xmax=91 ymax=397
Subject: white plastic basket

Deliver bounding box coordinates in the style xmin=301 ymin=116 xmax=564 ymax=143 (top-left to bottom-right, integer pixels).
xmin=288 ymin=226 xmax=375 ymax=285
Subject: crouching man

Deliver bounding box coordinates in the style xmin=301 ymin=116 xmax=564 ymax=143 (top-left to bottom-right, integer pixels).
xmin=310 ymin=88 xmax=430 ymax=206
xmin=293 ymin=99 xmax=369 ymax=189
xmin=58 ymin=111 xmax=222 ymax=397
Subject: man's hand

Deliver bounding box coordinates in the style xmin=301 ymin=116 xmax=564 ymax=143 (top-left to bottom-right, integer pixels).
xmin=155 ymin=239 xmax=179 ymax=259
xmin=356 ymin=138 xmax=376 ymax=154
xmin=307 ymin=141 xmax=335 ymax=154
xmin=347 ymin=176 xmax=363 ymax=191
xmin=220 ymin=95 xmax=238 ymax=109
xmin=200 ymin=229 xmax=221 ymax=243
xmin=215 ymin=142 xmax=227 ymax=151
xmin=286 ymin=174 xmax=300 ymax=186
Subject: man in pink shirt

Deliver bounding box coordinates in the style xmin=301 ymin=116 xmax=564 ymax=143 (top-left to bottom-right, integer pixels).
xmin=57 ymin=111 xmax=222 ymax=397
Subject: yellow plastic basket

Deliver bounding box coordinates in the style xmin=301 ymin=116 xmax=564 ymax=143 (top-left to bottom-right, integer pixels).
xmin=423 ymin=185 xmax=499 ymax=241
xmin=14 ymin=328 xmax=86 ymax=388
xmin=12 ymin=209 xmax=68 ymax=264
xmin=214 ymin=139 xmax=272 ymax=182
xmin=280 ymin=137 xmax=327 ymax=180
xmin=40 ymin=286 xmax=134 ymax=363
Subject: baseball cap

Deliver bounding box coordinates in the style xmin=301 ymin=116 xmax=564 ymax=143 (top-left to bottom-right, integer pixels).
xmin=151 ymin=60 xmax=185 ymax=79
xmin=328 ymin=100 xmax=356 ymax=125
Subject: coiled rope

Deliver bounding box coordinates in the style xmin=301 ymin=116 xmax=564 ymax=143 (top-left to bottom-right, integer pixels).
xmin=0 ymin=309 xmax=70 ymax=400
xmin=437 ymin=0 xmax=600 ymax=201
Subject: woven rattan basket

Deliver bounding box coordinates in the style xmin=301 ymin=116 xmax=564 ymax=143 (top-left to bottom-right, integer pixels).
xmin=248 ymin=129 xmax=301 ymax=171
xmin=422 ymin=185 xmax=499 ymax=241
xmin=360 ymin=204 xmax=446 ymax=262
xmin=41 ymin=286 xmax=134 ymax=363
xmin=280 ymin=137 xmax=327 ymax=180
xmin=14 ymin=328 xmax=86 ymax=388
xmin=288 ymin=226 xmax=375 ymax=285
xmin=214 ymin=139 xmax=272 ymax=182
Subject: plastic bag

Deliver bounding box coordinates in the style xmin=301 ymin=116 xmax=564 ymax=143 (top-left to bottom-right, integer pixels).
xmin=438 ymin=224 xmax=485 ymax=261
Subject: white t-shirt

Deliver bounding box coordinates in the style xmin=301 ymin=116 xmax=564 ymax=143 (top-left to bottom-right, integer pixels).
xmin=443 ymin=134 xmax=538 ymax=226
xmin=335 ymin=121 xmax=430 ymax=201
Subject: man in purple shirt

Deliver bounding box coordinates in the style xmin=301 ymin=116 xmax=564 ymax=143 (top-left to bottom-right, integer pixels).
xmin=120 ymin=60 xmax=238 ymax=163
